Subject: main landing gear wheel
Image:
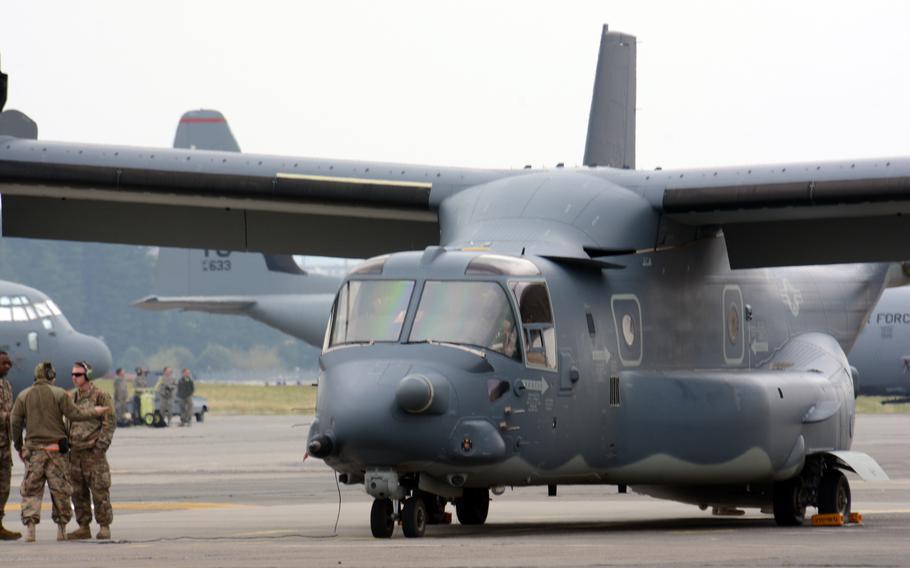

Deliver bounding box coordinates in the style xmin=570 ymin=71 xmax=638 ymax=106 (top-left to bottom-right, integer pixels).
xmin=401 ymin=497 xmax=427 ymax=538
xmin=370 ymin=498 xmax=395 ymax=538
xmin=818 ymin=469 xmax=851 ymax=518
xmin=772 ymin=477 xmax=807 ymax=526
xmin=455 ymin=487 xmax=490 ymax=525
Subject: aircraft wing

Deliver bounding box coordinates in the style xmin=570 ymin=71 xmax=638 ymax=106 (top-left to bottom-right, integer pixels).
xmin=657 ymin=157 xmax=910 ymax=268
xmin=6 ymin=132 xmax=910 ymax=267
xmin=0 ymin=136 xmax=504 ymax=258
xmin=132 ymin=295 xmax=257 ymax=315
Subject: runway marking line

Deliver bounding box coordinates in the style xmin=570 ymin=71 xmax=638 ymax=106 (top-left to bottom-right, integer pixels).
xmin=5 ymin=501 xmax=252 ymax=512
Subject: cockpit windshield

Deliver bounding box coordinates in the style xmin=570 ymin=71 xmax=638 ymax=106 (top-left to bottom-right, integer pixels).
xmin=329 ymin=280 xmax=414 ymax=346
xmin=410 ymin=281 xmax=520 ymax=360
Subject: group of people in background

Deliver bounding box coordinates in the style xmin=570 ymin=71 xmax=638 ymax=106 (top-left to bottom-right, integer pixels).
xmin=0 ymin=354 xmax=199 ymax=543
xmin=113 ymin=366 xmax=195 ymax=427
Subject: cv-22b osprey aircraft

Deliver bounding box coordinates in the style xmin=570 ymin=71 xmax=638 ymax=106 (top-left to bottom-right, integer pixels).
xmin=1 ymin=26 xmax=908 ymax=537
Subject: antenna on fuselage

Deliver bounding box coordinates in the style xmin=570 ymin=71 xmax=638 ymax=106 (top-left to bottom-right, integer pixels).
xmin=583 ymin=24 xmax=636 ymax=169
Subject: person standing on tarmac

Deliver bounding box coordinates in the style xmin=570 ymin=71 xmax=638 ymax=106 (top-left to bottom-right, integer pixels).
xmin=156 ymin=367 xmax=177 ymax=426
xmin=112 ymin=368 xmax=129 ymax=426
xmin=0 ymin=351 xmax=21 ymax=541
xmin=10 ymin=362 xmax=110 ymax=542
xmin=177 ymin=368 xmax=195 ymax=427
xmin=66 ymin=361 xmax=115 ymax=540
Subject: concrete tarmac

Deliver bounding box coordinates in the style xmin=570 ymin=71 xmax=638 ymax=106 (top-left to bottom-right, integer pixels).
xmin=2 ymin=414 xmax=909 ymax=567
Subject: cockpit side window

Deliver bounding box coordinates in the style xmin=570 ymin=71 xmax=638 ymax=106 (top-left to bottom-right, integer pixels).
xmin=329 ymin=280 xmax=414 ymax=347
xmin=510 ymin=281 xmax=557 ymax=370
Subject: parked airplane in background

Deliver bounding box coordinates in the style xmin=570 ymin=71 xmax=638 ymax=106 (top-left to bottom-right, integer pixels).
xmin=0 ymin=26 xmax=903 ymax=538
xmin=850 ymin=286 xmax=910 ymax=401
xmin=0 ymin=279 xmax=112 ymax=395
xmin=132 ymin=110 xmax=344 ymax=346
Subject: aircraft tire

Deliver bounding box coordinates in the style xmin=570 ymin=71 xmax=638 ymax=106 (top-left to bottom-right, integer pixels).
xmin=196 ymin=412 xmax=205 ymax=423
xmin=142 ymin=413 xmax=155 ymax=427
xmin=401 ymin=497 xmax=427 ymax=538
xmin=817 ymin=469 xmax=851 ymax=518
xmin=370 ymin=498 xmax=395 ymax=538
xmin=455 ymin=488 xmax=489 ymax=525
xmin=772 ymin=477 xmax=806 ymax=526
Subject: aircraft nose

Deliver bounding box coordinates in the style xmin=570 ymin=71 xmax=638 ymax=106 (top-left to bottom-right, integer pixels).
xmin=65 ymin=334 xmax=113 ymax=378
xmin=312 ymin=360 xmax=506 ymax=468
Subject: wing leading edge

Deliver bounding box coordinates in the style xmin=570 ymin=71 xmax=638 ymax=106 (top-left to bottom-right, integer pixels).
xmin=0 ymin=136 xmax=501 ymax=257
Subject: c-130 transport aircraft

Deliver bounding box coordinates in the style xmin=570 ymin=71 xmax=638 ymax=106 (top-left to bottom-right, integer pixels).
xmin=0 ymin=26 xmax=904 ymax=537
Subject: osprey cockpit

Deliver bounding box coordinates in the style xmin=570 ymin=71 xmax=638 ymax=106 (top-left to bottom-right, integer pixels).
xmin=308 ymin=247 xmax=559 ymax=537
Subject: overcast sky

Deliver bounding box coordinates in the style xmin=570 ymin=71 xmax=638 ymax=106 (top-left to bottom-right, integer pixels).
xmin=3 ymin=1 xmax=910 ymax=170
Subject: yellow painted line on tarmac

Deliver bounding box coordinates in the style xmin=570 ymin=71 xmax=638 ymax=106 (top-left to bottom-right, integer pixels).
xmin=5 ymin=501 xmax=252 ymax=512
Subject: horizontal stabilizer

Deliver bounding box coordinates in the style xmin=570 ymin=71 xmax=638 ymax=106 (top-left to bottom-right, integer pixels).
xmin=133 ymin=295 xmax=257 ymax=315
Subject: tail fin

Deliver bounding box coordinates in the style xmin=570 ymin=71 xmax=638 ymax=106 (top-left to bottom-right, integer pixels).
xmin=173 ymin=109 xmax=240 ymax=152
xmin=0 ymin=110 xmax=37 ymax=139
xmin=583 ymin=25 xmax=636 ymax=169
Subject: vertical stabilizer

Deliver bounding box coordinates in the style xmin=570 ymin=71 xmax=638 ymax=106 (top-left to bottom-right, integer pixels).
xmin=583 ymin=25 xmax=636 ymax=169
xmin=173 ymin=109 xmax=241 ymax=152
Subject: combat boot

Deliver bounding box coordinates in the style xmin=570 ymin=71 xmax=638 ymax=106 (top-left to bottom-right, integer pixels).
xmin=67 ymin=524 xmax=91 ymax=540
xmin=56 ymin=524 xmax=67 ymax=541
xmin=0 ymin=521 xmax=22 ymax=540
xmin=24 ymin=523 xmax=35 ymax=542
xmin=96 ymin=525 xmax=111 ymax=540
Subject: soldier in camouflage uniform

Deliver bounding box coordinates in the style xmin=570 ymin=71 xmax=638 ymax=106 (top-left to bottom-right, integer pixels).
xmin=10 ymin=361 xmax=110 ymax=542
xmin=177 ymin=368 xmax=195 ymax=427
xmin=0 ymin=351 xmax=22 ymax=540
xmin=156 ymin=367 xmax=177 ymax=426
xmin=66 ymin=361 xmax=115 ymax=540
xmin=112 ymin=368 xmax=129 ymax=425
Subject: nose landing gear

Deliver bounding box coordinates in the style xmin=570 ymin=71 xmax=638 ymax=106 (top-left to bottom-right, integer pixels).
xmin=370 ymin=498 xmax=395 ymax=538
xmin=368 ymin=487 xmax=489 ymax=538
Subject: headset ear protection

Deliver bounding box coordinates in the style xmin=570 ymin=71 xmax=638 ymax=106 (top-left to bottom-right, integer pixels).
xmin=43 ymin=361 xmax=56 ymax=381
xmin=76 ymin=360 xmax=94 ymax=381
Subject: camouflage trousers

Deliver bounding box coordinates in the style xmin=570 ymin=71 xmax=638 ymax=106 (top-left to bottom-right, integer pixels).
xmin=21 ymin=449 xmax=72 ymax=525
xmin=68 ymin=448 xmax=113 ymax=527
xmin=180 ymin=397 xmax=193 ymax=426
xmin=0 ymin=444 xmax=11 ymax=521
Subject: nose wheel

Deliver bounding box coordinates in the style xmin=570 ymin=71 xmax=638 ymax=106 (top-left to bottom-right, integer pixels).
xmin=370 ymin=495 xmax=431 ymax=538
xmin=370 ymin=498 xmax=395 ymax=538
xmin=401 ymin=496 xmax=427 ymax=538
